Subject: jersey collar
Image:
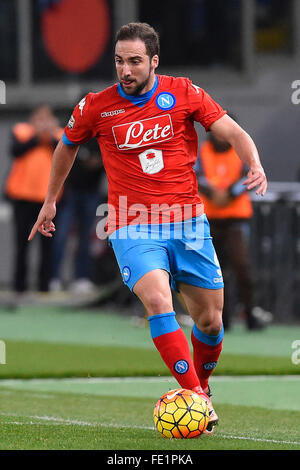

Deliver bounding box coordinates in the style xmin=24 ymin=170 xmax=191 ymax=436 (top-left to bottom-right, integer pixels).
xmin=117 ymin=75 xmax=159 ymax=108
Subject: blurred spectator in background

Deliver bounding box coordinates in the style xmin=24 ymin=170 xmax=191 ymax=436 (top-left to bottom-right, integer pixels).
xmin=4 ymin=104 xmax=62 ymax=294
xmin=49 ymin=137 xmax=104 ymax=294
xmin=196 ymin=119 xmax=273 ymax=330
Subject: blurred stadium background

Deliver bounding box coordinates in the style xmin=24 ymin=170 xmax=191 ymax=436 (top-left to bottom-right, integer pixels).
xmin=0 ymin=0 xmax=300 ymax=323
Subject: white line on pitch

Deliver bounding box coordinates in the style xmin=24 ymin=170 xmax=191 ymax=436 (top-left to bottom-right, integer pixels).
xmin=1 ymin=412 xmax=300 ymax=447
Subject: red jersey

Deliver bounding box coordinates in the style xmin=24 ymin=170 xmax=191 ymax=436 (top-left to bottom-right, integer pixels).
xmin=64 ymin=75 xmax=226 ymax=234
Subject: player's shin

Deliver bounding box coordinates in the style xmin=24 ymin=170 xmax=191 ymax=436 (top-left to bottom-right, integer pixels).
xmin=148 ymin=312 xmax=202 ymax=392
xmin=191 ymin=324 xmax=224 ymax=392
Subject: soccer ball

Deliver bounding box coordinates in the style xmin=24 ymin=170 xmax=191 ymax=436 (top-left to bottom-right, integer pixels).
xmin=153 ymin=388 xmax=209 ymax=438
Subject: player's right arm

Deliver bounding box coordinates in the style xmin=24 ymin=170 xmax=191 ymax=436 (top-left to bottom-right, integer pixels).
xmin=28 ymin=140 xmax=79 ymax=240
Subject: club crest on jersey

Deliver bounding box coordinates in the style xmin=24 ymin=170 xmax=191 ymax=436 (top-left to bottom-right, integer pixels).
xmin=155 ymin=92 xmax=176 ymax=110
xmin=122 ymin=266 xmax=131 ymax=282
xmin=112 ymin=114 xmax=174 ymax=150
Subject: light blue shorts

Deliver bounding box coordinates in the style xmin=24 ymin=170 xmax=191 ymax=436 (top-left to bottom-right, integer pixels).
xmin=109 ymin=214 xmax=224 ymax=292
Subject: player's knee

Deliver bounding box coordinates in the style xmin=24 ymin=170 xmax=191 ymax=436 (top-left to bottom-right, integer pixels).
xmin=195 ymin=308 xmax=223 ymax=336
xmin=208 ymin=319 xmax=223 ymax=336
xmin=201 ymin=320 xmax=223 ymax=336
xmin=143 ymin=291 xmax=172 ymax=315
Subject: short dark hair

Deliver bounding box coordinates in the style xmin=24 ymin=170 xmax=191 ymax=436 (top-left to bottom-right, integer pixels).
xmin=115 ymin=22 xmax=160 ymax=59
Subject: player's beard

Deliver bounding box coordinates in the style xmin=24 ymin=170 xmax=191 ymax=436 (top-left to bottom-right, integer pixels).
xmin=120 ymin=64 xmax=153 ymax=96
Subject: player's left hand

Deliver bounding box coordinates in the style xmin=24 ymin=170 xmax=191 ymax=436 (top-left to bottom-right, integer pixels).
xmin=243 ymin=166 xmax=267 ymax=196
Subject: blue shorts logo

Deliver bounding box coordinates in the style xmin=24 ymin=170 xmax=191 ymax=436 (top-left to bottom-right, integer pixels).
xmin=203 ymin=361 xmax=217 ymax=371
xmin=174 ymin=359 xmax=189 ymax=374
xmin=122 ymin=266 xmax=131 ymax=283
xmin=156 ymin=92 xmax=176 ymax=110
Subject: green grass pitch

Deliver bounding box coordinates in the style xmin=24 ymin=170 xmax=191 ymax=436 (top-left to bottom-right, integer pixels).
xmin=0 ymin=305 xmax=299 ymax=450
xmin=0 ymin=383 xmax=299 ymax=450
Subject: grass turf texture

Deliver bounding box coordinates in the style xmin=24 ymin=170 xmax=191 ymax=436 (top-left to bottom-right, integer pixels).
xmin=0 ymin=305 xmax=299 ymax=378
xmin=0 ymin=305 xmax=299 ymax=450
xmin=0 ymin=389 xmax=299 ymax=450
xmin=0 ymin=340 xmax=298 ymax=378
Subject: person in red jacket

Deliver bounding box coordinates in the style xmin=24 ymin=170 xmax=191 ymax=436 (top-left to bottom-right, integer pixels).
xmin=197 ymin=123 xmax=272 ymax=330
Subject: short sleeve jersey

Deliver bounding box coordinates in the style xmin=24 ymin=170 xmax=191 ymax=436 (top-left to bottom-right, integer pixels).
xmin=64 ymin=75 xmax=226 ymax=234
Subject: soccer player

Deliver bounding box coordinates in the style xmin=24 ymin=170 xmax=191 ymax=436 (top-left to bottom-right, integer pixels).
xmin=28 ymin=23 xmax=267 ymax=434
